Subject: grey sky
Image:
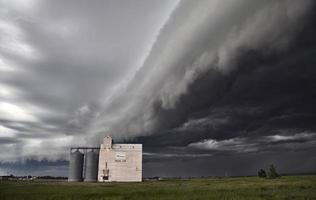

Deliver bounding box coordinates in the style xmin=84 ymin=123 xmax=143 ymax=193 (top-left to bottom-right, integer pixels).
xmin=0 ymin=0 xmax=179 ymax=162
xmin=1 ymin=0 xmax=316 ymax=177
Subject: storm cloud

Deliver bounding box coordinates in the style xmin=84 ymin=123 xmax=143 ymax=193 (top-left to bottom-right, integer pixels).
xmin=0 ymin=0 xmax=179 ymax=161
xmin=1 ymin=0 xmax=316 ymax=176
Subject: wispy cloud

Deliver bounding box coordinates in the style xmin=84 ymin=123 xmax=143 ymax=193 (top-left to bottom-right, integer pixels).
xmin=188 ymin=132 xmax=316 ymax=153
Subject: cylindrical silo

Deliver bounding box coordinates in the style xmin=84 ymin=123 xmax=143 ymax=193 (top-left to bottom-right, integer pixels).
xmin=68 ymin=150 xmax=84 ymax=182
xmin=84 ymin=150 xmax=99 ymax=182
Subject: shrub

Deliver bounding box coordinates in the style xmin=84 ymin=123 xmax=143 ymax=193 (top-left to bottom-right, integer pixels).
xmin=258 ymin=169 xmax=267 ymax=178
xmin=267 ymin=164 xmax=280 ymax=179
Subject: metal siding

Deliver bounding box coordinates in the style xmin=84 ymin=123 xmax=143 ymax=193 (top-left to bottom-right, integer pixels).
xmin=68 ymin=150 xmax=84 ymax=182
xmin=84 ymin=150 xmax=99 ymax=182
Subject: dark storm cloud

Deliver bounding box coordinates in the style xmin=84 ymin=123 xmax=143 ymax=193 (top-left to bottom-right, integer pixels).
xmin=0 ymin=0 xmax=179 ymax=162
xmin=143 ymin=150 xmax=316 ymax=177
xmin=0 ymin=160 xmax=69 ymax=176
xmin=91 ymin=0 xmax=315 ymax=175
xmin=1 ymin=0 xmax=316 ymax=177
xmin=91 ymin=0 xmax=315 ymax=141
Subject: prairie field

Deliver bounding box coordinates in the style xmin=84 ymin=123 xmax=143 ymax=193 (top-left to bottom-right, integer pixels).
xmin=0 ymin=175 xmax=315 ymax=200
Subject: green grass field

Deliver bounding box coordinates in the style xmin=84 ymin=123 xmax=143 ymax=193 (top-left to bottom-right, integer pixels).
xmin=0 ymin=176 xmax=315 ymax=200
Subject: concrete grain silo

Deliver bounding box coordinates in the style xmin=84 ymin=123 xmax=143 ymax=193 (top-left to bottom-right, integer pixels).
xmin=68 ymin=150 xmax=84 ymax=182
xmin=84 ymin=150 xmax=99 ymax=182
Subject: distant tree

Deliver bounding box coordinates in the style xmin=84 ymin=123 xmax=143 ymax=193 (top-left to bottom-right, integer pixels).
xmin=267 ymin=164 xmax=280 ymax=179
xmin=258 ymin=169 xmax=267 ymax=178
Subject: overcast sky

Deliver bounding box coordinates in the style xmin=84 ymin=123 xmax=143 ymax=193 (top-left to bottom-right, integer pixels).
xmin=1 ymin=0 xmax=316 ymax=177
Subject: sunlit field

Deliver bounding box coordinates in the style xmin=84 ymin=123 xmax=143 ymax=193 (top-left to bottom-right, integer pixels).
xmin=0 ymin=175 xmax=315 ymax=200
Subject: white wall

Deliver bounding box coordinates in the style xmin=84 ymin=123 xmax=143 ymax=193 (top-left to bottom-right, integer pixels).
xmin=98 ymin=142 xmax=142 ymax=182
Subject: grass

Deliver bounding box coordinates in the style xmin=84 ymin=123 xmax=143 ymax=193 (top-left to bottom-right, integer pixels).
xmin=0 ymin=175 xmax=315 ymax=200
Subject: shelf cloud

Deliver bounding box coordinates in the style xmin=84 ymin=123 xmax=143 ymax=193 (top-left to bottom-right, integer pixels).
xmin=0 ymin=0 xmax=315 ymax=176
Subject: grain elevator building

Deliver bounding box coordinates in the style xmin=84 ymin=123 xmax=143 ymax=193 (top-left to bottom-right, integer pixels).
xmin=68 ymin=136 xmax=142 ymax=182
xmin=97 ymin=136 xmax=142 ymax=182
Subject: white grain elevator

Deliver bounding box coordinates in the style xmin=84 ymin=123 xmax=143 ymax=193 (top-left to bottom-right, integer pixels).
xmin=98 ymin=136 xmax=142 ymax=182
xmin=68 ymin=136 xmax=142 ymax=182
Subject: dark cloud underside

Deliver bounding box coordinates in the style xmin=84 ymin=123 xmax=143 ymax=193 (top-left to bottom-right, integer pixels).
xmin=1 ymin=0 xmax=316 ymax=176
